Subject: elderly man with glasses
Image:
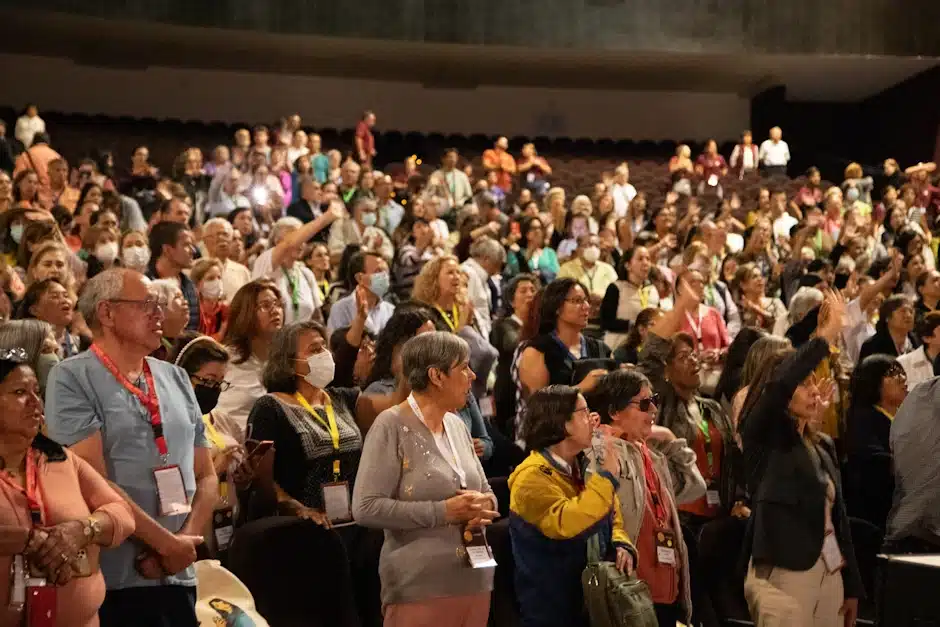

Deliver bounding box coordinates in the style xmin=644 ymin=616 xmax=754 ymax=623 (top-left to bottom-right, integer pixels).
xmin=45 ymin=268 xmax=218 ymax=627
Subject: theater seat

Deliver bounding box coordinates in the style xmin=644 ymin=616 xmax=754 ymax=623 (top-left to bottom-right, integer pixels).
xmin=228 ymin=517 xmax=360 ymax=627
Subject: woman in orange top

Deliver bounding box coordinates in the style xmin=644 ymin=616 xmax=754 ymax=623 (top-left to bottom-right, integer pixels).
xmin=0 ymin=348 xmax=135 ymax=627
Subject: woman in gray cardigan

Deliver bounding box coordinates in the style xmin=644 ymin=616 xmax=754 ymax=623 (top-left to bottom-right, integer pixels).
xmin=590 ymin=368 xmax=706 ymax=627
xmin=353 ymin=331 xmax=499 ymax=627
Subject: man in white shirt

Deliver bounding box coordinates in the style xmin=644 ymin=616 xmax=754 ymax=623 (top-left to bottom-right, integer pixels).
xmin=460 ymin=237 xmax=506 ymax=339
xmin=200 ymin=218 xmax=251 ymax=302
xmin=14 ymin=103 xmax=45 ymax=148
xmin=609 ymin=163 xmax=637 ymax=218
xmin=898 ymin=311 xmax=940 ymax=390
xmin=432 ymin=148 xmax=473 ymax=210
xmin=770 ymin=189 xmax=798 ymax=246
xmin=758 ymin=126 xmax=790 ymax=179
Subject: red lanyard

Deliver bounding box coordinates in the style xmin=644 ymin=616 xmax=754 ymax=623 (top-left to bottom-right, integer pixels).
xmin=91 ymin=344 xmax=168 ymax=461
xmin=640 ymin=444 xmax=669 ymax=526
xmin=0 ymin=451 xmax=45 ymax=525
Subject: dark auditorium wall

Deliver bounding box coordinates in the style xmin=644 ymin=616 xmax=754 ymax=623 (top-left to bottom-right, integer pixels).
xmin=0 ymin=54 xmax=749 ymax=142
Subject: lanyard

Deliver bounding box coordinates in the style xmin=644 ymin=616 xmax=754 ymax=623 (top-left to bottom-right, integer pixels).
xmin=640 ymin=444 xmax=668 ymax=527
xmin=317 ymin=279 xmax=329 ymax=304
xmin=294 ymin=392 xmax=340 ymax=451
xmin=551 ymin=331 xmax=588 ymax=366
xmin=873 ymin=405 xmax=895 ymax=421
xmin=0 ymin=451 xmax=44 ymax=525
xmin=91 ymin=344 xmax=168 ymax=463
xmin=582 ymin=264 xmax=597 ymax=291
xmin=692 ymin=402 xmax=715 ymax=477
xmin=684 ymin=307 xmax=704 ymax=350
xmin=408 ymin=393 xmax=467 ymax=488
xmin=638 ymin=284 xmax=650 ymax=309
xmin=283 ymin=267 xmax=300 ymax=312
xmin=435 ymin=304 xmax=459 ymax=332
xmin=342 ymin=187 xmax=356 ymax=203
xmin=202 ymin=413 xmax=227 ymax=451
xmin=61 ymin=331 xmax=74 ymax=358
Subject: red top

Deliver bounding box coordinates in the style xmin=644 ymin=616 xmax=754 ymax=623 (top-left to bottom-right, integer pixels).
xmin=680 ymin=305 xmax=730 ymax=352
xmin=696 ymin=154 xmax=728 ymax=179
xmin=680 ymin=419 xmax=723 ymax=518
xmin=355 ymin=121 xmax=374 ymax=159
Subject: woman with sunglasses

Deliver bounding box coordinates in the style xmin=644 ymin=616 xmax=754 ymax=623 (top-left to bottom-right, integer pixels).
xmin=843 ymin=355 xmax=907 ymax=533
xmin=592 ymin=368 xmax=704 ymax=627
xmin=739 ymin=290 xmax=863 ymax=627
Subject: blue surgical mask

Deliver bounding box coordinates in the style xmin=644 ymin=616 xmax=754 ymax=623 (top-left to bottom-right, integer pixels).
xmin=10 ymin=223 xmax=23 ymax=244
xmin=369 ymin=271 xmax=390 ymax=299
xmin=361 ymin=212 xmax=377 ymax=227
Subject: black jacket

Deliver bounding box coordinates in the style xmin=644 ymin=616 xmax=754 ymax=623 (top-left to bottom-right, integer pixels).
xmin=740 ymin=338 xmax=864 ymax=599
xmin=858 ymin=327 xmax=918 ymax=362
xmin=844 ymin=404 xmax=894 ymax=532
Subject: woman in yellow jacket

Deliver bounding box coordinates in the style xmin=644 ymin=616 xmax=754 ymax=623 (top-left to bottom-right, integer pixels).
xmin=508 ymin=384 xmax=637 ymax=627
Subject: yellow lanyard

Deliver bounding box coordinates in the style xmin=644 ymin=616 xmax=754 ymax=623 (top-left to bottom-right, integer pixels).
xmin=202 ymin=413 xmax=227 ymax=451
xmin=294 ymin=392 xmax=340 ymax=451
xmin=435 ymin=304 xmax=459 ymax=332
xmin=317 ymin=280 xmax=329 ymax=303
xmin=873 ymin=405 xmax=895 ymax=421
xmin=638 ymin=285 xmax=649 ymax=309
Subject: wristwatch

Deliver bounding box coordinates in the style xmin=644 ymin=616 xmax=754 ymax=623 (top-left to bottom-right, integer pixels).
xmin=82 ymin=516 xmax=103 ymax=543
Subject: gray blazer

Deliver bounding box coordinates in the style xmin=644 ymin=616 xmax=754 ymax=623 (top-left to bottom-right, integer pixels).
xmin=352 ymin=403 xmax=496 ymax=605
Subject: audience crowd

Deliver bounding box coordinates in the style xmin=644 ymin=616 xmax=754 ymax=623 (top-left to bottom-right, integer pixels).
xmin=1 ymin=103 xmax=940 ymax=627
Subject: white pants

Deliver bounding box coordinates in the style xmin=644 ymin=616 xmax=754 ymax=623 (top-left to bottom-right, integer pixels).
xmin=744 ymin=557 xmax=844 ymax=627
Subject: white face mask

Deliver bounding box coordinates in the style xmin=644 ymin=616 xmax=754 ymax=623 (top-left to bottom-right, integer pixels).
xmin=200 ymin=278 xmax=224 ymax=300
xmin=122 ymin=245 xmax=151 ymax=269
xmin=303 ymin=350 xmax=335 ymax=389
xmin=582 ymin=246 xmax=601 ymax=264
xmin=94 ymin=241 xmax=119 ymax=263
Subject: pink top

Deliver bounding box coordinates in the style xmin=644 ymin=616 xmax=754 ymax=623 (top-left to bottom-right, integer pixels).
xmin=0 ymin=444 xmax=134 ymax=627
xmin=680 ymin=305 xmax=730 ymax=352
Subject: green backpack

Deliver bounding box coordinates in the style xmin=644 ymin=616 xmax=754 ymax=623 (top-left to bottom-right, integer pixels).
xmin=581 ymin=534 xmax=659 ymax=627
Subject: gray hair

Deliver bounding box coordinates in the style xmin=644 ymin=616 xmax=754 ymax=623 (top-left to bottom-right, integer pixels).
xmin=77 ymin=269 xmax=127 ymax=328
xmin=401 ymin=332 xmax=470 ymax=392
xmin=0 ymin=319 xmax=52 ymax=370
xmin=352 ymin=197 xmax=377 ymax=214
xmin=470 ymin=236 xmax=506 ymax=265
xmin=203 ymin=217 xmax=233 ymax=235
xmin=262 ymin=320 xmax=328 ymax=393
xmin=149 ymin=278 xmax=183 ymax=304
xmin=270 ymin=216 xmax=304 ymax=246
xmin=788 ymin=287 xmax=824 ymax=324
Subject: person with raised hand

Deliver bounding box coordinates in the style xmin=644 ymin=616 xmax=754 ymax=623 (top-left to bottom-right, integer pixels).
xmin=740 ymin=288 xmax=862 ymax=627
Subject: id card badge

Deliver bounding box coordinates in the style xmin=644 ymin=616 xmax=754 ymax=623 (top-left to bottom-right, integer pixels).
xmin=655 ymin=529 xmax=677 ymax=566
xmin=821 ymin=530 xmax=845 ymax=573
xmin=705 ymin=486 xmax=721 ymax=507
xmin=463 ymin=528 xmax=497 ymax=569
xmin=153 ymin=465 xmax=191 ymax=517
xmin=25 ymin=579 xmax=55 ymax=627
xmin=708 ymin=174 xmax=719 ymax=187
xmin=9 ymin=555 xmax=25 ymax=610
xmin=322 ymin=482 xmax=352 ymax=524
xmin=478 ymin=395 xmax=495 ymax=418
xmin=212 ymin=507 xmax=235 ymax=551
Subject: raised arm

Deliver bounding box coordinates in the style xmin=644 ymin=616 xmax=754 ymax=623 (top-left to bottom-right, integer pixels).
xmin=271 ymin=201 xmax=342 ymax=268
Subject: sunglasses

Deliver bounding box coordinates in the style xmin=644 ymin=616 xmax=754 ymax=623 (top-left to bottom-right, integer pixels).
xmin=628 ymin=394 xmax=660 ymax=412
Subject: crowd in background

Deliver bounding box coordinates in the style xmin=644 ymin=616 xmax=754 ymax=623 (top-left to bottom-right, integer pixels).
xmin=0 ymin=102 xmax=939 ymax=627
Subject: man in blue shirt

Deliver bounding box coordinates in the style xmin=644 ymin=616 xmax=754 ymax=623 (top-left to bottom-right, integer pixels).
xmin=326 ymin=251 xmax=395 ymax=336
xmin=45 ymin=268 xmax=217 ymax=627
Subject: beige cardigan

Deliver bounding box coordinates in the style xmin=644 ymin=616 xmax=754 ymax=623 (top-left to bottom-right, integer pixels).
xmin=590 ymin=437 xmax=705 ymax=622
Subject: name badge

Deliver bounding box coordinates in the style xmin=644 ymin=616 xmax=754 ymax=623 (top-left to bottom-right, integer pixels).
xmin=705 ymin=489 xmax=721 ymax=507
xmin=212 ymin=507 xmax=235 ymax=551
xmin=707 ymin=174 xmax=719 ymax=187
xmin=655 ymin=529 xmax=677 ymax=566
xmin=26 ymin=580 xmax=55 ymax=627
xmin=821 ymin=530 xmax=844 ymax=573
xmin=153 ymin=465 xmax=191 ymax=517
xmin=322 ymin=482 xmax=353 ymax=524
xmin=464 ymin=528 xmax=497 ymax=569
xmin=478 ymin=395 xmax=495 ymax=418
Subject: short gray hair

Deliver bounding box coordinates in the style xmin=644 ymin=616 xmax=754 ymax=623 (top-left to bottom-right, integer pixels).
xmin=149 ymin=278 xmax=183 ymax=304
xmin=77 ymin=269 xmax=126 ymax=328
xmin=470 ymin=236 xmax=506 ymax=265
xmin=203 ymin=217 xmax=232 ymax=235
xmin=270 ymin=216 xmax=303 ymax=246
xmin=401 ymin=332 xmax=470 ymax=392
xmin=788 ymin=287 xmax=824 ymax=324
xmin=352 ymin=197 xmax=377 ymax=214
xmin=262 ymin=320 xmax=328 ymax=393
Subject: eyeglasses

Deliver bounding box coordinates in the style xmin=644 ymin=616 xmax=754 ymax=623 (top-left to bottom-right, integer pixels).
xmin=257 ymin=300 xmax=284 ymax=313
xmin=108 ymin=298 xmax=166 ymax=317
xmin=191 ymin=376 xmax=232 ymax=392
xmin=628 ymin=394 xmax=660 ymax=412
xmin=565 ymin=297 xmax=590 ymax=307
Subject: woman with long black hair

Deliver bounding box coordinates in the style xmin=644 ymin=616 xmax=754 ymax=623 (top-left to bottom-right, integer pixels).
xmin=740 ymin=290 xmax=863 ymax=627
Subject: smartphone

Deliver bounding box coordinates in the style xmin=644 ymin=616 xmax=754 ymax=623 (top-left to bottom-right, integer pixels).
xmin=247 ymin=440 xmax=274 ymax=459
xmin=71 ymin=550 xmax=92 ymax=578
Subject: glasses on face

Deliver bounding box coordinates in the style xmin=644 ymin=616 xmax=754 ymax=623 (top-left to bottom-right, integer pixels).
xmin=572 ymin=406 xmax=591 ymax=420
xmin=257 ymin=299 xmax=284 ymax=314
xmin=191 ymin=376 xmax=231 ymax=391
xmin=108 ymin=298 xmax=166 ymax=317
xmin=565 ymin=296 xmax=590 ymax=307
xmin=628 ymin=394 xmax=660 ymax=412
